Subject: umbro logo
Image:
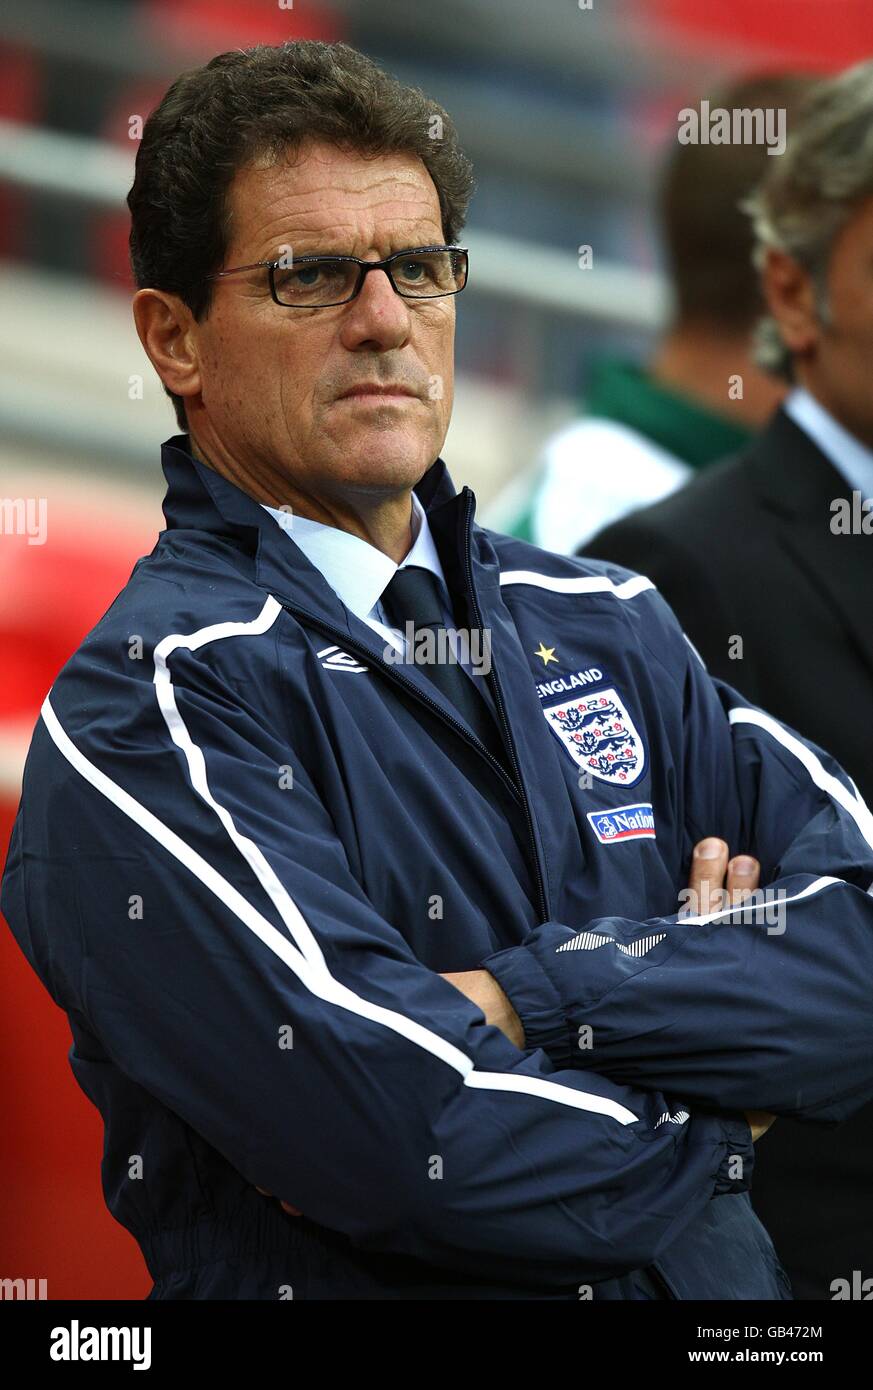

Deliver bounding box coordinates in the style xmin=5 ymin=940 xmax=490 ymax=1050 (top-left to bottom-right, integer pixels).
xmin=318 ymin=644 xmax=369 ymax=674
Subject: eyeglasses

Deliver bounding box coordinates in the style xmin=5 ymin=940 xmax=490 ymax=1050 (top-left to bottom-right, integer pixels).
xmin=206 ymin=245 xmax=469 ymax=308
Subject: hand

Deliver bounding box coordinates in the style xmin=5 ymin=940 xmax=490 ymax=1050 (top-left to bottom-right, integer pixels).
xmin=255 ymin=1186 xmax=302 ymax=1217
xmin=255 ymin=973 xmax=525 ymax=1213
xmin=261 ymin=838 xmax=771 ymax=1216
xmin=744 ymin=1109 xmax=776 ymax=1142
xmin=682 ymin=836 xmax=761 ymax=917
xmin=439 ymin=969 xmax=525 ymax=1048
xmin=440 ymin=840 xmax=762 ymax=1048
xmin=685 ymin=840 xmax=776 ymax=1142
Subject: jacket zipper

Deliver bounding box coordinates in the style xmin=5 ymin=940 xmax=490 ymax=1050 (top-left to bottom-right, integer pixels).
xmin=460 ymin=490 xmax=550 ymax=924
xmin=279 ymin=603 xmax=523 ymax=811
xmin=278 ymin=502 xmax=550 ymax=924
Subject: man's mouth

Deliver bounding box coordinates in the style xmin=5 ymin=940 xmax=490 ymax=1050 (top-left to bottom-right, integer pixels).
xmin=339 ymin=384 xmax=418 ymax=400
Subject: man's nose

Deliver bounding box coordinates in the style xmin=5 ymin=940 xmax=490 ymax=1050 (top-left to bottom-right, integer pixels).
xmin=339 ymin=266 xmax=411 ymax=349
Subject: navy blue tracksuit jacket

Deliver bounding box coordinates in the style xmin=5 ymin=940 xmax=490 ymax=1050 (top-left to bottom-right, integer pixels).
xmin=3 ymin=434 xmax=873 ymax=1300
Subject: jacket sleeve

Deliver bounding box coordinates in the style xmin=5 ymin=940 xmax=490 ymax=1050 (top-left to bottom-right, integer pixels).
xmin=483 ymin=584 xmax=873 ymax=1125
xmin=0 ymin=632 xmax=753 ymax=1293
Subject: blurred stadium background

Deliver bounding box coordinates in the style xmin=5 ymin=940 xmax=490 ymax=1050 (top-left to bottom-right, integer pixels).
xmin=1 ymin=0 xmax=871 ymax=1299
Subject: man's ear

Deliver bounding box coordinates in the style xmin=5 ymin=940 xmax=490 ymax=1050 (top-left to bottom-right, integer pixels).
xmin=132 ymin=288 xmax=202 ymax=405
xmin=760 ymin=247 xmax=821 ymax=360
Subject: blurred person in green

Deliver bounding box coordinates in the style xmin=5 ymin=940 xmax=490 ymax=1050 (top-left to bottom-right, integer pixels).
xmin=515 ymin=73 xmax=814 ymax=552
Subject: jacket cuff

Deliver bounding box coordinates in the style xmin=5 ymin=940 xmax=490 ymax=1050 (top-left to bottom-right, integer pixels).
xmin=713 ymin=1113 xmax=755 ymax=1195
xmin=482 ymin=942 xmax=576 ymax=1067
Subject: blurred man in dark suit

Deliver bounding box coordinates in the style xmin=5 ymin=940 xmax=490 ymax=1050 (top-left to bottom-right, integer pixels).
xmin=584 ymin=59 xmax=873 ymax=1300
xmin=521 ymin=72 xmax=814 ymax=552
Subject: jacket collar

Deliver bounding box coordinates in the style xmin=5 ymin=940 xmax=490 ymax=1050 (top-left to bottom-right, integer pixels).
xmin=261 ymin=488 xmax=450 ymax=627
xmin=158 ymin=433 xmax=491 ymax=632
xmin=157 ymin=434 xmax=560 ymax=913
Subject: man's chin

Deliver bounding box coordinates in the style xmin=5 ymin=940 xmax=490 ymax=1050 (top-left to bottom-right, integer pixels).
xmin=333 ymin=436 xmax=439 ymax=490
xmin=338 ymin=461 xmax=436 ymax=498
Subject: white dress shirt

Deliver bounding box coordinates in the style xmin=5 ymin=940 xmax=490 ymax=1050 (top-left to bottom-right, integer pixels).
xmin=784 ymin=386 xmax=873 ymax=500
xmin=260 ymin=491 xmax=490 ymax=693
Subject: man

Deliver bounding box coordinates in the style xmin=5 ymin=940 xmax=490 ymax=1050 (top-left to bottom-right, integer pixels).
xmin=521 ymin=73 xmax=814 ymax=553
xmin=3 ymin=41 xmax=873 ymax=1301
xmin=584 ymin=60 xmax=873 ymax=1299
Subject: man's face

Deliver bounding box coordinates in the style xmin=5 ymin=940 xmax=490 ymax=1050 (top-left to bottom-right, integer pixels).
xmin=186 ymin=140 xmax=456 ymax=510
xmin=796 ymin=192 xmax=873 ymax=450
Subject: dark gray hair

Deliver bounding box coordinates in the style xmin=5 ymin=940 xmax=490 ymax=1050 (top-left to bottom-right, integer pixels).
xmin=743 ymin=59 xmax=873 ymax=378
xmin=128 ymin=41 xmax=476 ymax=430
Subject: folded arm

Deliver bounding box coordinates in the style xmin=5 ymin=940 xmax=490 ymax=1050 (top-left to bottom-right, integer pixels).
xmin=481 ymin=591 xmax=873 ymax=1123
xmin=0 ymin=634 xmax=757 ymax=1292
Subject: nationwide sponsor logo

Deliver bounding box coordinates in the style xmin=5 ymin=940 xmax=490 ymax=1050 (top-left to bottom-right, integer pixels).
xmin=543 ymin=685 xmax=646 ymax=784
xmin=586 ymin=802 xmax=655 ymax=844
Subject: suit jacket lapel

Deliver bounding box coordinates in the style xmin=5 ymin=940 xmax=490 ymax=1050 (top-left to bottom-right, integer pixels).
xmin=748 ymin=408 xmax=873 ymax=681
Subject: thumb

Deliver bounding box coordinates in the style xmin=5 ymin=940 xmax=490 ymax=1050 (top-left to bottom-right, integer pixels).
xmin=683 ymin=838 xmax=728 ymax=916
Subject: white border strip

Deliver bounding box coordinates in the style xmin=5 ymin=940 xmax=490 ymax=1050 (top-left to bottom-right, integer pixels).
xmin=152 ymin=596 xmax=328 ymax=972
xmin=500 ymin=570 xmax=654 ymax=600
xmin=729 ymin=706 xmax=873 ymax=852
xmin=678 ymin=874 xmax=844 ymax=927
xmin=39 ymin=691 xmax=638 ymax=1126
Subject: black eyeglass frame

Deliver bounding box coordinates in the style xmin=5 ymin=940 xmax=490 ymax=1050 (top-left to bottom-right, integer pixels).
xmin=205 ymin=244 xmax=469 ymax=308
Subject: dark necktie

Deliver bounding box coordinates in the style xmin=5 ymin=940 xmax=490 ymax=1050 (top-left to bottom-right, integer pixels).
xmin=380 ymin=565 xmax=505 ymax=764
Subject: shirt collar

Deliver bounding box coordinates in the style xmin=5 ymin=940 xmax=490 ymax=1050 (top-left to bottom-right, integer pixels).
xmin=261 ymin=489 xmax=449 ymax=623
xmin=784 ymin=386 xmax=873 ymax=498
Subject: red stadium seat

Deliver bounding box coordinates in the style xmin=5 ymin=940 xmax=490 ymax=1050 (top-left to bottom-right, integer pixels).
xmin=647 ymin=0 xmax=873 ymax=69
xmin=0 ymin=481 xmax=160 ymax=1298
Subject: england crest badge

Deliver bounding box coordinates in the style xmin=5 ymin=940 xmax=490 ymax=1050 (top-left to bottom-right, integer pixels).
xmin=542 ymin=686 xmax=646 ymax=785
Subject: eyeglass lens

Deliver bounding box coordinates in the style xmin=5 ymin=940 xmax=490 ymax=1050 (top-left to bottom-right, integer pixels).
xmin=272 ymin=249 xmax=466 ymax=306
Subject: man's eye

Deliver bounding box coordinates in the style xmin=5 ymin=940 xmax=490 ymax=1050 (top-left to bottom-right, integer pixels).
xmin=397 ymin=258 xmax=430 ymax=282
xmin=273 ymin=261 xmax=348 ymax=296
xmin=274 ymin=263 xmax=322 ymax=289
xmin=393 ymin=254 xmax=457 ymax=293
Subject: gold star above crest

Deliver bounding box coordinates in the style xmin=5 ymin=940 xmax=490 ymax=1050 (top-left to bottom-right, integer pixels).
xmin=534 ymin=642 xmax=558 ymax=667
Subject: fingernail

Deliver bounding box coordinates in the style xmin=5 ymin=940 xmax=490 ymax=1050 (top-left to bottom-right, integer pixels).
xmin=695 ymin=839 xmax=724 ymax=859
xmin=732 ymin=856 xmax=757 ymax=875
